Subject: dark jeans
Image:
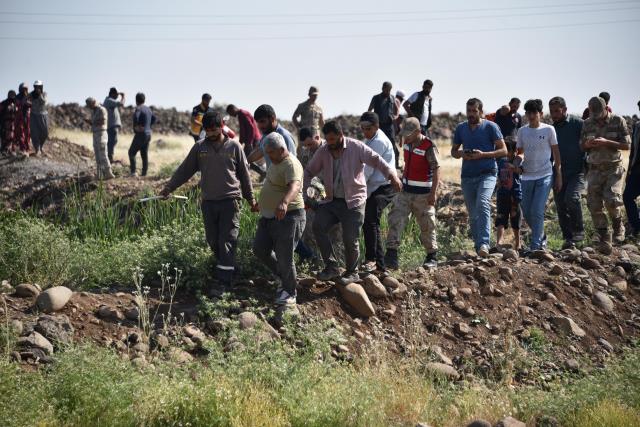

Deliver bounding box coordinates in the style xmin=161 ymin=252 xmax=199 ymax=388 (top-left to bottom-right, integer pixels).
xmin=107 ymin=127 xmax=119 ymax=163
xmin=553 ymin=172 xmax=585 ymax=241
xmin=253 ymin=209 xmax=306 ymax=294
xmin=380 ymin=123 xmax=399 ymax=169
xmin=363 ymin=184 xmax=395 ymax=268
xmin=313 ymin=198 xmax=365 ymax=273
xmin=202 ymin=199 xmax=241 ymax=283
xmin=623 ymin=170 xmax=640 ymax=233
xmin=129 ymin=133 xmax=151 ymax=176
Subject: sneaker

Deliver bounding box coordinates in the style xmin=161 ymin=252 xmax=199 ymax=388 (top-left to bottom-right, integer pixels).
xmin=275 ymin=289 xmax=296 ymax=306
xmin=477 ymin=245 xmax=490 ymax=258
xmin=423 ymin=253 xmax=438 ymax=269
xmin=384 ymin=248 xmax=399 ymax=270
xmin=338 ymin=271 xmax=360 ymax=285
xmin=361 ymin=261 xmax=377 ymax=273
xmin=561 ymin=240 xmax=576 ymax=250
xmin=317 ymin=266 xmax=340 ymax=282
xmin=129 ymin=172 xmax=138 ymax=177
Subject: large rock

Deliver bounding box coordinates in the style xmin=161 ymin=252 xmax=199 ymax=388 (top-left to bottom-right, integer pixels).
xmin=502 ymin=249 xmax=519 ymax=262
xmin=238 ymin=311 xmax=258 ymax=329
xmin=581 ymin=257 xmax=602 ymax=270
xmin=34 ymin=315 xmax=74 ymax=347
xmin=14 ymin=283 xmax=40 ymax=298
xmin=551 ymin=316 xmax=586 ymax=337
xmin=382 ymin=276 xmax=400 ymax=289
xmin=97 ymin=305 xmax=125 ymax=321
xmin=166 ymin=347 xmax=194 ymax=363
xmin=338 ymin=283 xmax=375 ymax=317
xmin=36 ymin=286 xmax=72 ymax=313
xmin=17 ymin=331 xmax=54 ymax=355
xmin=361 ymin=275 xmax=388 ymax=298
xmin=424 ymin=362 xmax=460 ymax=380
xmin=592 ymin=291 xmax=615 ymax=313
xmin=495 ymin=416 xmax=526 ymax=427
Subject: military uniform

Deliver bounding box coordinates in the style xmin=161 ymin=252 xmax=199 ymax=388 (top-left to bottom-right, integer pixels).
xmin=293 ymin=100 xmax=323 ymax=134
xmin=90 ymin=105 xmax=114 ymax=179
xmin=581 ymin=113 xmax=631 ymax=241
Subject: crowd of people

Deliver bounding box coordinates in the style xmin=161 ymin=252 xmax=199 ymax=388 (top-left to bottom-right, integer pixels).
xmin=2 ymin=79 xmax=640 ymax=316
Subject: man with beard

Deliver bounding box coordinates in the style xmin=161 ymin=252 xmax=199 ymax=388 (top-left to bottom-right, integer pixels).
xmin=248 ymin=104 xmax=297 ymax=169
xmin=190 ymin=93 xmax=213 ymax=142
xmin=404 ymin=79 xmax=434 ymax=136
xmin=580 ymin=96 xmax=630 ymax=253
xmin=368 ymin=82 xmax=399 ymax=167
xmin=0 ymin=90 xmax=18 ymax=155
xmin=30 ymin=80 xmax=49 ymax=156
xmin=303 ymin=120 xmax=401 ymax=284
xmin=103 ymin=87 xmax=125 ymax=163
xmin=15 ymin=83 xmax=31 ymax=154
xmin=451 ymin=98 xmax=507 ymax=257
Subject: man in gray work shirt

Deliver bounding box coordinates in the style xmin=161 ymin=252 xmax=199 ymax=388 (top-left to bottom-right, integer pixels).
xmin=103 ymin=87 xmax=125 ymax=163
xmin=160 ymin=111 xmax=257 ymax=294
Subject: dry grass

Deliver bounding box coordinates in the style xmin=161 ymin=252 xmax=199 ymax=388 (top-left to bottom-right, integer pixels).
xmin=50 ymin=127 xmax=194 ymax=174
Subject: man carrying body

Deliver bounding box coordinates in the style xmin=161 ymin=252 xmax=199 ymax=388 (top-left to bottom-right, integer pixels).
xmin=385 ymin=117 xmax=440 ymax=269
xmin=451 ymin=98 xmax=507 ymax=257
xmin=549 ymin=96 xmax=585 ymax=248
xmin=292 ymin=86 xmax=324 ymax=135
xmin=85 ymin=97 xmax=115 ymax=180
xmin=190 ymin=93 xmax=213 ymax=142
xmin=226 ymin=103 xmax=265 ymax=178
xmin=160 ymin=111 xmax=257 ymax=293
xmin=404 ymin=79 xmax=434 ymax=136
xmin=359 ymin=111 xmax=396 ymax=272
xmin=304 ymin=120 xmax=401 ymax=284
xmin=30 ymin=80 xmax=48 ymax=156
xmin=253 ymin=132 xmax=306 ymax=311
xmin=581 ymin=96 xmax=631 ymax=253
xmin=368 ymin=82 xmax=399 ymax=167
xmin=103 ymin=87 xmax=125 ymax=163
xmin=128 ymin=92 xmax=156 ymax=177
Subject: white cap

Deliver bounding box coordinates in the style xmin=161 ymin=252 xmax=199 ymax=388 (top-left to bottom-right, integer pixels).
xmin=34 ymin=80 xmax=43 ymax=86
xmin=396 ymin=89 xmax=406 ymax=99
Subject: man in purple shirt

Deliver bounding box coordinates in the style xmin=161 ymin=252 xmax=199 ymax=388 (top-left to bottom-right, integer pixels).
xmin=303 ymin=120 xmax=401 ymax=284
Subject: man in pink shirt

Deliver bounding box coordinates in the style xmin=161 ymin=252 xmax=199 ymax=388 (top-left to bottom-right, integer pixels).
xmin=303 ymin=120 xmax=401 ymax=284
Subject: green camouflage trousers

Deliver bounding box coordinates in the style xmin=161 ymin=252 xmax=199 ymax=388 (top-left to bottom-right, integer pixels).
xmin=386 ymin=191 xmax=437 ymax=253
xmin=586 ymin=162 xmax=624 ymax=231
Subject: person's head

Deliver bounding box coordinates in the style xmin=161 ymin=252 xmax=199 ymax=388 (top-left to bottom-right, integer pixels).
xmin=509 ymin=97 xmax=521 ymax=113
xmin=85 ymin=97 xmax=97 ymax=109
xmin=359 ymin=111 xmax=379 ymax=139
xmin=381 ymin=81 xmax=392 ymax=96
xmin=135 ymin=92 xmax=145 ymax=106
xmin=254 ymin=104 xmax=277 ymax=134
xmin=598 ymin=91 xmax=610 ymax=105
xmin=588 ymin=96 xmax=608 ymax=121
xmin=33 ymin=80 xmax=43 ymax=94
xmin=466 ymin=98 xmax=483 ymax=124
xmin=499 ymin=105 xmax=510 ymax=116
xmin=422 ymin=79 xmax=433 ymax=95
xmin=395 ymin=89 xmax=405 ymax=101
xmin=202 ymin=111 xmax=224 ymax=139
xmin=548 ymin=96 xmax=567 ymax=123
xmin=108 ymin=87 xmax=118 ymax=99
xmin=18 ymin=83 xmax=28 ymax=95
xmin=398 ymin=117 xmax=422 ymax=145
xmin=226 ymin=104 xmax=238 ymax=117
xmin=322 ymin=120 xmax=344 ymax=151
xmin=7 ymin=90 xmax=16 ymax=100
xmin=637 ymin=99 xmax=640 ymax=112
xmin=308 ymin=86 xmax=319 ymax=102
xmin=299 ymin=127 xmax=322 ymax=152
xmin=263 ymin=132 xmax=289 ymax=164
xmin=523 ymin=99 xmax=544 ymax=125
xmin=201 ymin=93 xmax=212 ymax=108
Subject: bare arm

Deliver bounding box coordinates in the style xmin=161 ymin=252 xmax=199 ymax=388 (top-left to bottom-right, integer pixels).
xmin=247 ymin=146 xmax=264 ymax=163
xmin=276 ymin=180 xmax=301 ymax=220
xmin=403 ymin=100 xmax=413 ymax=116
xmin=292 ymin=105 xmax=301 ymax=129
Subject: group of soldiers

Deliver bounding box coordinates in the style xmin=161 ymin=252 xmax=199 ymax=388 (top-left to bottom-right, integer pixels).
xmin=0 ymin=81 xmax=49 ymax=157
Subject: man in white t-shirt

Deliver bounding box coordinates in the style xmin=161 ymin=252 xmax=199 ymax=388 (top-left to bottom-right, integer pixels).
xmin=513 ymin=99 xmax=562 ymax=253
xmin=403 ymin=79 xmax=433 ymax=136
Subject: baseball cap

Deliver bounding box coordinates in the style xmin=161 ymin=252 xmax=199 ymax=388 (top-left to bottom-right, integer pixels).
xmin=308 ymin=86 xmax=319 ymax=95
xmin=396 ymin=90 xmax=406 ymax=99
xmin=33 ymin=80 xmax=43 ymax=87
xmin=398 ymin=117 xmax=421 ymax=137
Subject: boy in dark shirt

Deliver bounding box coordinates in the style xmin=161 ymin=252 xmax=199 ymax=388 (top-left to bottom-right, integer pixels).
xmin=495 ymin=139 xmax=522 ymax=250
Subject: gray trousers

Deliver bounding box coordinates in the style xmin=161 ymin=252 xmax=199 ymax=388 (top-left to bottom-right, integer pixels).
xmin=553 ymin=172 xmax=585 ymax=241
xmin=30 ymin=113 xmax=49 ymax=151
xmin=313 ymin=198 xmax=365 ymax=273
xmin=253 ymin=209 xmax=306 ymax=294
xmin=93 ymin=130 xmax=114 ymax=179
xmin=202 ymin=199 xmax=241 ymax=283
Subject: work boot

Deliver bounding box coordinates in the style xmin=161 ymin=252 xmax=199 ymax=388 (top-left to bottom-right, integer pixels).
xmin=317 ymin=266 xmax=340 ymax=282
xmin=423 ymin=252 xmax=438 ymax=269
xmin=612 ymin=218 xmax=626 ymax=244
xmin=595 ymin=229 xmax=613 ymax=255
xmin=338 ymin=271 xmax=360 ymax=286
xmin=384 ymin=248 xmax=399 ymax=270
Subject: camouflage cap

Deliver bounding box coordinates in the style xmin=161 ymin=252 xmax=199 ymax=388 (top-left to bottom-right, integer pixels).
xmin=588 ymin=96 xmax=606 ymax=115
xmin=398 ymin=117 xmax=421 ymax=137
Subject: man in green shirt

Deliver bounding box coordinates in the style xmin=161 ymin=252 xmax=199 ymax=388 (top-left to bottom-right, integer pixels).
xmin=253 ymin=132 xmax=306 ymax=310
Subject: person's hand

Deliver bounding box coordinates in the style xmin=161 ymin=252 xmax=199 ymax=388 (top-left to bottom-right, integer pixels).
xmin=275 ymin=200 xmax=288 ymax=220
xmin=554 ymin=173 xmax=563 ymax=193
xmin=426 ymin=191 xmax=436 ymax=206
xmin=584 ymin=138 xmax=598 ymax=149
xmin=159 ymin=188 xmax=171 ymax=199
xmin=390 ymin=174 xmax=402 ymax=192
xmin=463 ymin=149 xmax=483 ymax=160
xmin=592 ymin=137 xmax=608 ymax=147
xmin=250 ymin=201 xmax=260 ymax=212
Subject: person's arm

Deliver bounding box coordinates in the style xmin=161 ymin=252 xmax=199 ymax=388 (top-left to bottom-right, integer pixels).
xmin=426 ymin=145 xmax=440 ymax=206
xmin=150 ymin=111 xmax=157 ymax=126
xmin=551 ymin=144 xmax=563 ymax=192
xmin=368 ymin=96 xmax=375 ymax=113
xmin=426 ymin=97 xmax=432 ymax=129
xmin=235 ymin=144 xmax=257 ymax=207
xmin=160 ymin=145 xmax=200 ymax=196
xmin=247 ymin=143 xmax=264 ymax=163
xmin=360 ymin=143 xmax=401 ymax=191
xmin=403 ymin=100 xmax=413 ymax=117
xmin=303 ymin=149 xmax=323 ymax=198
xmin=291 ymin=104 xmax=301 ymax=129
xmin=594 ymin=118 xmax=631 ymax=150
xmin=275 ymin=180 xmax=301 ymax=220
xmin=451 ymin=126 xmax=463 ymax=159
xmin=319 ymin=111 xmax=325 ymax=128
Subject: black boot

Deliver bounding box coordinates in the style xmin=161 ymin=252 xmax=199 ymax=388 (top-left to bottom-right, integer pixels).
xmin=384 ymin=248 xmax=399 ymax=270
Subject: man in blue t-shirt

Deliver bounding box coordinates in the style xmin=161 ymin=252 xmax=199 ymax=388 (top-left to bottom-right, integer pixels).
xmin=248 ymin=104 xmax=297 ymax=170
xmin=128 ymin=92 xmax=156 ymax=177
xmin=451 ymin=98 xmax=507 ymax=256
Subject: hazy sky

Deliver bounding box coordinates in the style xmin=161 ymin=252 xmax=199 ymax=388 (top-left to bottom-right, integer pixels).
xmin=1 ymin=0 xmax=639 ymax=118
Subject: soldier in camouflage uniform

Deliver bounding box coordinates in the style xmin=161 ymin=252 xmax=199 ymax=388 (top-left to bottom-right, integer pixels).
xmin=580 ymin=96 xmax=631 ymax=253
xmin=292 ymin=86 xmax=325 ymax=135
